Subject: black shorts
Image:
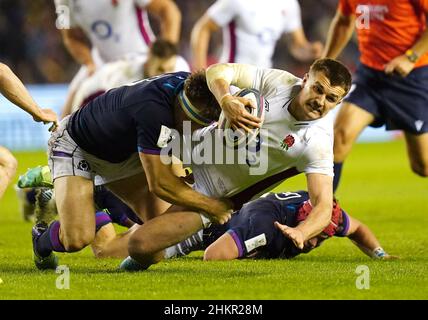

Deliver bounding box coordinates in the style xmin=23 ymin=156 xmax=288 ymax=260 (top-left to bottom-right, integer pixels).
xmin=345 ymin=64 xmax=428 ymax=134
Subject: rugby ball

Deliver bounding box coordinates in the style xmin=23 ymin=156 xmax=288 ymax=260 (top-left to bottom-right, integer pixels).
xmin=218 ymin=88 xmax=265 ymax=148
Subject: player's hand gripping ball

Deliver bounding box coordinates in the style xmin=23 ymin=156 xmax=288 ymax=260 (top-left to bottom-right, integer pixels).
xmin=218 ymin=88 xmax=265 ymax=148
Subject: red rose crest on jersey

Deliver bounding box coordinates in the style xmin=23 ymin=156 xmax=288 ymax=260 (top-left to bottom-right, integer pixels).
xmin=281 ymin=134 xmax=295 ymax=150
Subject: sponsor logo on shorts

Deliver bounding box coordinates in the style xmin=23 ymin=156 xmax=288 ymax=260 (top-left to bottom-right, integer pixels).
xmin=415 ymin=120 xmax=424 ymax=132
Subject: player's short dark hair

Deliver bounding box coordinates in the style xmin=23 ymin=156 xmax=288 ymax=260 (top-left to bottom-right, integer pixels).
xmin=309 ymin=58 xmax=352 ymax=96
xmin=184 ymin=70 xmax=221 ymax=122
xmin=151 ymin=39 xmax=177 ymax=59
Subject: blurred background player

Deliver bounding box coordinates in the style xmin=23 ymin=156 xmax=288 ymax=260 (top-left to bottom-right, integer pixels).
xmin=0 ymin=63 xmax=57 ymax=202
xmin=54 ymin=0 xmax=182 ymax=118
xmin=191 ymin=0 xmax=323 ymax=70
xmin=72 ymin=39 xmax=190 ymax=111
xmin=322 ymin=0 xmax=428 ymax=191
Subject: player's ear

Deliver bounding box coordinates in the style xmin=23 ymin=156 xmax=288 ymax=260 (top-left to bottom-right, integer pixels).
xmin=302 ymin=73 xmax=309 ymax=87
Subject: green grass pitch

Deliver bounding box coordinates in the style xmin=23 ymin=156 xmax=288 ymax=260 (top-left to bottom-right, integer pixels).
xmin=0 ymin=140 xmax=427 ymax=299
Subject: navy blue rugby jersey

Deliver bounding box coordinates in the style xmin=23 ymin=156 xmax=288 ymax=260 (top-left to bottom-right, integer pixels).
xmin=67 ymin=72 xmax=190 ymax=163
xmin=204 ymin=191 xmax=350 ymax=259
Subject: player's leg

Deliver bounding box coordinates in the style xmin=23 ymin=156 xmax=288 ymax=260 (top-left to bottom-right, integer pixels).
xmin=333 ymin=102 xmax=375 ymax=191
xmin=0 ymin=146 xmax=18 ymax=200
xmin=32 ymin=116 xmax=99 ymax=269
xmin=32 ymin=176 xmax=95 ymax=269
xmin=404 ymin=132 xmax=428 ymax=177
xmin=203 ymin=233 xmax=239 ymax=261
xmin=122 ymin=207 xmax=205 ymax=270
xmin=105 ymin=172 xmax=171 ymax=222
xmin=52 ymin=176 xmax=96 ymax=251
xmin=91 ymin=224 xmax=139 ymax=259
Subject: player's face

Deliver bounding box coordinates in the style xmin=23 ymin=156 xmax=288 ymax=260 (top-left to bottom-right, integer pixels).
xmin=144 ymin=55 xmax=177 ymax=78
xmin=296 ymin=71 xmax=346 ymax=121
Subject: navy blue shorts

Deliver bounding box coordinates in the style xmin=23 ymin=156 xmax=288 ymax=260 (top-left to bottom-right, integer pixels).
xmin=345 ymin=64 xmax=428 ymax=134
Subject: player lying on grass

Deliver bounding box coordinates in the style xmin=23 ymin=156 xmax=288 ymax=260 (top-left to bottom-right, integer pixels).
xmin=200 ymin=191 xmax=397 ymax=261
xmin=121 ymin=191 xmax=398 ymax=269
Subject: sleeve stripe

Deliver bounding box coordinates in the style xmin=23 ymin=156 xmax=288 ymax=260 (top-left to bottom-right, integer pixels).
xmin=138 ymin=147 xmax=161 ymax=155
xmin=227 ymin=229 xmax=244 ymax=257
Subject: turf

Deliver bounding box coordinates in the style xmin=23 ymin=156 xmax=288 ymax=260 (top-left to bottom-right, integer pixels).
xmin=0 ymin=140 xmax=427 ymax=300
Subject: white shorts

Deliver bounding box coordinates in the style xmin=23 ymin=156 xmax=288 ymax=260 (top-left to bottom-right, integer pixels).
xmin=48 ymin=116 xmax=144 ymax=186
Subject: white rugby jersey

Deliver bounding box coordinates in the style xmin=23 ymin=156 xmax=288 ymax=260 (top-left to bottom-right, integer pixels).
xmin=207 ymin=0 xmax=302 ymax=68
xmin=72 ymin=54 xmax=190 ymax=111
xmin=190 ymin=64 xmax=334 ymax=200
xmin=55 ymin=0 xmax=155 ymax=63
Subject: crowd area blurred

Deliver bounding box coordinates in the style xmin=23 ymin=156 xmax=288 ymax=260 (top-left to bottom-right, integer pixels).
xmin=0 ymin=0 xmax=359 ymax=84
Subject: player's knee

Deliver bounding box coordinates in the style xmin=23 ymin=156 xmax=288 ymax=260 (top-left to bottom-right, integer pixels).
xmin=128 ymin=233 xmax=152 ymax=257
xmin=63 ymin=232 xmax=94 ymax=252
xmin=128 ymin=236 xmax=160 ymax=268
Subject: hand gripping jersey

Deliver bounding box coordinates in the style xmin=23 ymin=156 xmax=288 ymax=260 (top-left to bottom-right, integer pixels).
xmin=55 ymin=0 xmax=155 ymax=63
xmin=207 ymin=0 xmax=302 ymax=68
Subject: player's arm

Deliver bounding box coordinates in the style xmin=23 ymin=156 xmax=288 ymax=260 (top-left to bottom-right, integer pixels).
xmin=139 ymin=153 xmax=233 ymax=224
xmin=145 ymin=0 xmax=181 ymax=44
xmin=346 ymin=216 xmax=399 ymax=260
xmin=322 ymin=9 xmax=355 ymax=59
xmin=206 ymin=63 xmax=262 ymax=132
xmin=60 ymin=27 xmax=96 ymax=75
xmin=385 ymin=6 xmax=428 ymax=76
xmin=190 ymin=14 xmax=220 ymax=70
xmin=275 ymin=174 xmax=332 ymax=249
xmin=203 ymin=232 xmax=239 ymax=261
xmin=0 ymin=63 xmax=58 ymax=127
xmin=297 ymin=173 xmax=333 ymax=243
xmin=287 ymin=28 xmax=323 ymax=62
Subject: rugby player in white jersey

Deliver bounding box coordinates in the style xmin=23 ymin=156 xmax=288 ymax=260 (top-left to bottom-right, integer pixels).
xmin=120 ymin=58 xmax=352 ymax=271
xmin=191 ymin=0 xmax=323 ymax=70
xmin=54 ymin=0 xmax=181 ymax=117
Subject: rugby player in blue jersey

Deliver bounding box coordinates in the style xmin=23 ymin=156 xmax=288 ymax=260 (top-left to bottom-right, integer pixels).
xmin=200 ymin=191 xmax=397 ymax=261
xmin=28 ymin=187 xmax=397 ymax=261
xmin=31 ymin=70 xmax=235 ymax=269
xmin=77 ymin=190 xmax=398 ymax=261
